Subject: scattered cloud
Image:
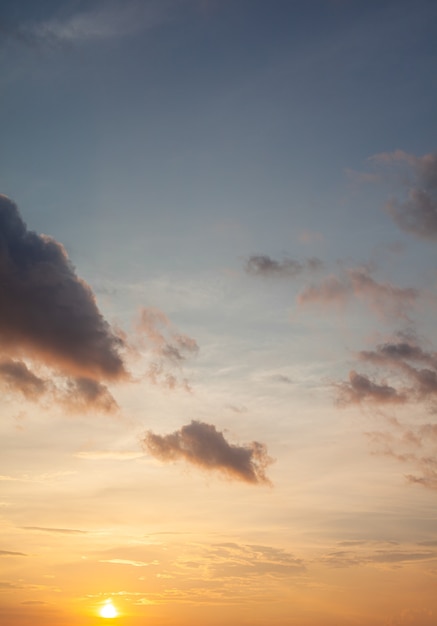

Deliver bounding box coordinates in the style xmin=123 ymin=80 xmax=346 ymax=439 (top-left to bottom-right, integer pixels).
xmin=367 ymin=150 xmax=437 ymax=241
xmin=0 ymin=551 xmax=27 ymax=557
xmin=337 ymin=334 xmax=437 ymax=409
xmin=136 ymin=306 xmax=198 ymax=391
xmin=298 ymin=266 xmax=418 ymax=320
xmin=367 ymin=421 xmax=437 ymax=492
xmin=245 ymin=254 xmax=322 ymax=278
xmin=143 ymin=420 xmax=273 ymax=485
xmin=338 ymin=333 xmax=437 ymax=490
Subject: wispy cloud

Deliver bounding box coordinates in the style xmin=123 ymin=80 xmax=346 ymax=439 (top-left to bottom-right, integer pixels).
xmin=22 ymin=527 xmax=88 ymax=535
xmin=143 ymin=420 xmax=273 ymax=485
xmin=100 ymin=558 xmax=159 ymax=567
xmin=75 ymin=450 xmax=144 ymax=460
xmin=321 ymin=546 xmax=436 ymax=568
xmin=245 ymin=254 xmax=322 ymax=278
xmin=206 ymin=543 xmax=305 ymax=578
xmin=19 ymin=0 xmax=177 ymax=46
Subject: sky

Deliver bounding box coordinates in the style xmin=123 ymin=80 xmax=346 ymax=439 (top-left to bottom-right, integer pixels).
xmin=0 ymin=0 xmax=437 ymax=624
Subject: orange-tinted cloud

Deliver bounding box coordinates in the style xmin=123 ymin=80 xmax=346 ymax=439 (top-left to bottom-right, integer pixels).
xmin=143 ymin=420 xmax=273 ymax=485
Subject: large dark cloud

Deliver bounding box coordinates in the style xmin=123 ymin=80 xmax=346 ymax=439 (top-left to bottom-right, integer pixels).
xmin=0 ymin=195 xmax=126 ymax=382
xmin=143 ymin=420 xmax=273 ymax=485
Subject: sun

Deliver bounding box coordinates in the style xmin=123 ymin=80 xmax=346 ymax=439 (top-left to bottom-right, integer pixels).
xmin=99 ymin=600 xmax=118 ymax=619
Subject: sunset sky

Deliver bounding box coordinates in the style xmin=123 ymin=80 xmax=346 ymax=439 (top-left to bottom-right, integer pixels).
xmin=1 ymin=1 xmax=437 ymax=625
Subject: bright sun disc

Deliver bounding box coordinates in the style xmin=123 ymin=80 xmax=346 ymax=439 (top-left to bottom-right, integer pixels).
xmin=100 ymin=602 xmax=118 ymax=618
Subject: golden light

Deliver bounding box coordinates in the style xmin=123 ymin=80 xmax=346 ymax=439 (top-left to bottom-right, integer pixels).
xmin=100 ymin=600 xmax=118 ymax=619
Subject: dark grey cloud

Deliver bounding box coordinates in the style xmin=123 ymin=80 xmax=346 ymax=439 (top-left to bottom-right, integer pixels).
xmin=370 ymin=151 xmax=437 ymax=240
xmin=0 ymin=195 xmax=126 ymax=382
xmin=143 ymin=420 xmax=273 ymax=485
xmin=245 ymin=254 xmax=322 ymax=278
xmin=0 ymin=550 xmax=27 ymax=557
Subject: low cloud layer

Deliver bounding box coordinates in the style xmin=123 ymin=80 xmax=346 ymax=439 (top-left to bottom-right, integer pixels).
xmin=370 ymin=150 xmax=437 ymax=240
xmin=143 ymin=420 xmax=273 ymax=485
